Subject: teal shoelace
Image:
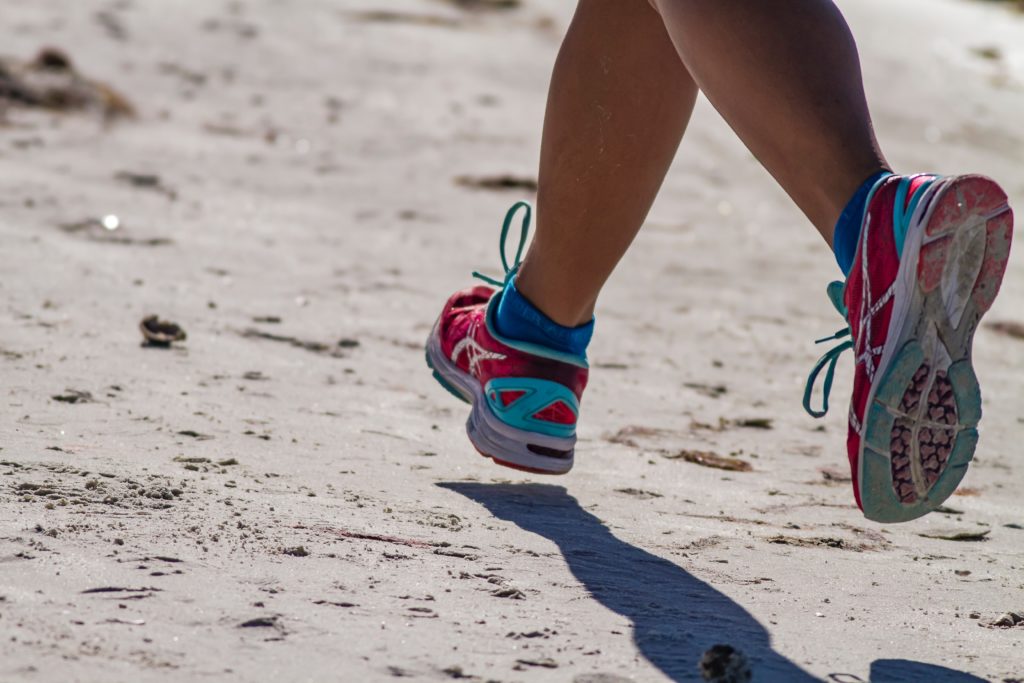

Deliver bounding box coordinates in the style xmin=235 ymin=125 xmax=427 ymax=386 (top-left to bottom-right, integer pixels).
xmin=472 ymin=201 xmax=532 ymax=289
xmin=803 ymin=280 xmax=853 ymax=418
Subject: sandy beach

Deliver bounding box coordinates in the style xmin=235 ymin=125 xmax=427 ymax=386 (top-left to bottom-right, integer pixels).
xmin=2 ymin=0 xmax=1024 ymax=681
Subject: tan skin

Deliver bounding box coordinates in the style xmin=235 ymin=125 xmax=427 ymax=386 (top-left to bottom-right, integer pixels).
xmin=515 ymin=0 xmax=890 ymax=327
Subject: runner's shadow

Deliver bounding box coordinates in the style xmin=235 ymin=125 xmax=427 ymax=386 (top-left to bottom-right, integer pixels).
xmin=440 ymin=481 xmax=817 ymax=682
xmin=867 ymin=660 xmax=988 ymax=683
xmin=439 ymin=483 xmax=989 ymax=683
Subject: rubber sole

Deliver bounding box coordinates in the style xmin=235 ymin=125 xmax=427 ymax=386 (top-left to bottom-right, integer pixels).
xmin=425 ymin=322 xmax=576 ymax=475
xmin=858 ymin=175 xmax=1013 ymax=523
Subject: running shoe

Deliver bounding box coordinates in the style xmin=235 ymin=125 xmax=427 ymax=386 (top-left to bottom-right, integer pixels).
xmin=805 ymin=174 xmax=1013 ymax=522
xmin=426 ymin=202 xmax=588 ymax=474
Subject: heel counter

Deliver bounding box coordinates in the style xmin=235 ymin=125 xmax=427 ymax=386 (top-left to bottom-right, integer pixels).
xmin=483 ymin=377 xmax=579 ymax=439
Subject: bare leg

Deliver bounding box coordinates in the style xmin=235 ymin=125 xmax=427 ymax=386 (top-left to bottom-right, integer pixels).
xmin=514 ymin=0 xmax=698 ymax=327
xmin=647 ymin=0 xmax=888 ymax=243
xmin=518 ymin=0 xmax=889 ymax=327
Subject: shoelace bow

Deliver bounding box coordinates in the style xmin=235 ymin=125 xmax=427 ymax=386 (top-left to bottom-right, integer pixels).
xmin=472 ymin=201 xmax=532 ymax=289
xmin=802 ymin=280 xmax=853 ymax=418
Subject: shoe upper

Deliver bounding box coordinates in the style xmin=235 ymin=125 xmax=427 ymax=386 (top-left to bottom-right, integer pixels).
xmin=438 ymin=285 xmax=589 ymax=437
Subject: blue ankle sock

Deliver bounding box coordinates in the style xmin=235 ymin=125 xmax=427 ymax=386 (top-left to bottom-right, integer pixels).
xmin=834 ymin=170 xmax=892 ymax=275
xmin=494 ymin=277 xmax=594 ymax=357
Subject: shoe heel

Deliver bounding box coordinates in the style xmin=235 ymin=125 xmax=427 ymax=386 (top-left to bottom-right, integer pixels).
xmin=465 ymin=397 xmax=574 ymax=475
xmin=917 ymin=176 xmax=1012 ymax=311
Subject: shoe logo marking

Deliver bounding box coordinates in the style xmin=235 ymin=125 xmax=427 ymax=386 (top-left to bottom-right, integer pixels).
xmin=853 ymin=213 xmax=897 ymax=388
xmin=451 ymin=326 xmax=506 ymax=378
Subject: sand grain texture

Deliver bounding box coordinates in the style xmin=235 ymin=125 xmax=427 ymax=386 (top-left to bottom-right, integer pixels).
xmin=2 ymin=0 xmax=1023 ymax=681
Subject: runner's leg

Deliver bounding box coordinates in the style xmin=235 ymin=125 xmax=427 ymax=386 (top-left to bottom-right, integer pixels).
xmin=514 ymin=0 xmax=699 ymax=327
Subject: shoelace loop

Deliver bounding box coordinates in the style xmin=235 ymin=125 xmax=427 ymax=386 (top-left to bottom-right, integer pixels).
xmin=472 ymin=201 xmax=532 ymax=288
xmin=802 ymin=280 xmax=852 ymax=418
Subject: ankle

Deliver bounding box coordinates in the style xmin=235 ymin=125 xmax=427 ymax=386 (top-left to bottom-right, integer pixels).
xmin=494 ymin=277 xmax=594 ymax=357
xmin=832 ymin=168 xmax=892 ymax=275
xmin=513 ymin=265 xmax=595 ymax=328
xmin=819 ymin=162 xmax=893 ymax=242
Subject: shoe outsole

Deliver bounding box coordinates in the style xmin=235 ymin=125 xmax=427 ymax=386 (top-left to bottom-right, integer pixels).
xmin=859 ymin=175 xmax=1013 ymax=523
xmin=425 ymin=322 xmax=576 ymax=475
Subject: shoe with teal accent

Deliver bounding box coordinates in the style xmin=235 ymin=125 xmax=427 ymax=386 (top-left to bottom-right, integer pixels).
xmin=805 ymin=174 xmax=1013 ymax=522
xmin=426 ymin=203 xmax=588 ymax=474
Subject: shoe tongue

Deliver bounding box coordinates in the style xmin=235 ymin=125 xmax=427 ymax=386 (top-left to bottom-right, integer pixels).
xmin=826 ymin=280 xmax=848 ymax=318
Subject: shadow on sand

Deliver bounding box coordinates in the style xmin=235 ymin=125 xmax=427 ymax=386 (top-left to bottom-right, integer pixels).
xmin=439 ymin=482 xmax=988 ymax=683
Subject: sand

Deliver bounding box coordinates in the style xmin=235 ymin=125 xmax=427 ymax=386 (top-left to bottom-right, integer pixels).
xmin=1 ymin=0 xmax=1023 ymax=681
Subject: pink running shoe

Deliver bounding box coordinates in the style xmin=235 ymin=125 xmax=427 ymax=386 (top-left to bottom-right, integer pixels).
xmin=426 ymin=203 xmax=588 ymax=474
xmin=805 ymin=174 xmax=1013 ymax=522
